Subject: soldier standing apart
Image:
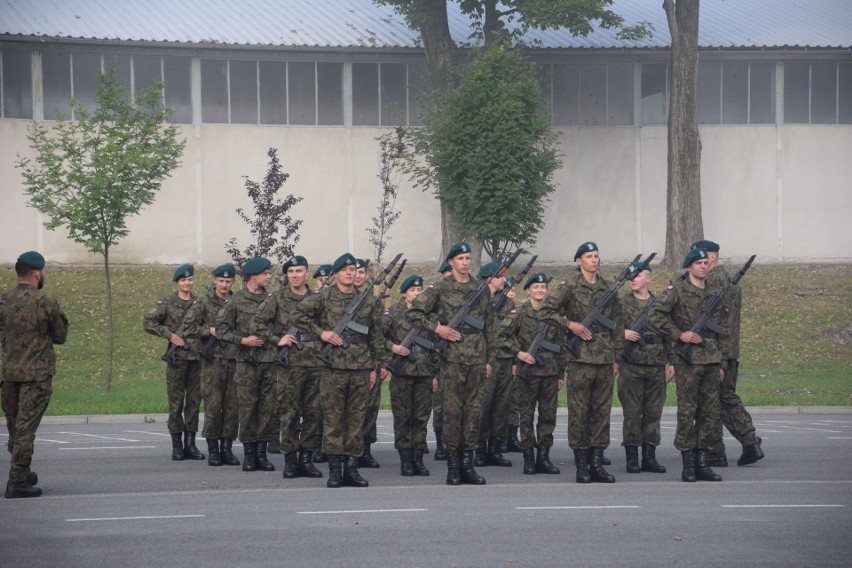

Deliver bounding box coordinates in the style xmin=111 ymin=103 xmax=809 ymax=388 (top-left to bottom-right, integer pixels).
xmin=651 ymin=248 xmax=726 ymax=482
xmin=252 ymin=255 xmax=323 ymax=479
xmin=384 ymin=275 xmax=434 ymax=476
xmin=430 ymin=260 xmax=453 ymax=461
xmin=694 ymin=240 xmax=764 ymax=467
xmin=215 ymin=257 xmax=277 ymax=472
xmin=143 ymin=264 xmax=205 ymax=461
xmin=355 ymin=258 xmax=383 ymax=469
xmin=618 ymin=262 xmax=672 ymax=474
xmin=408 ymin=242 xmax=498 ymax=486
xmin=295 ymin=253 xmax=386 ymax=488
xmin=1 ymin=252 xmax=68 ymax=498
xmin=539 ymin=242 xmax=623 ymax=484
xmin=505 ymin=273 xmax=564 ymax=475
xmin=474 ymin=261 xmax=513 ymax=468
xmin=184 ymin=264 xmax=240 ymax=467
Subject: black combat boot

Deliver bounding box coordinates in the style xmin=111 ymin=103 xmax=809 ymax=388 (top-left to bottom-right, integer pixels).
xmin=737 ymin=437 xmax=765 ymax=466
xmin=707 ymin=450 xmax=728 ymax=468
xmin=183 ymin=432 xmax=205 ymax=460
xmin=267 ymin=438 xmax=281 ymax=454
xmin=434 ymin=431 xmax=448 ymax=461
xmin=681 ymin=450 xmax=696 ymax=482
xmin=170 ymin=432 xmax=185 ymax=461
xmin=282 ymin=452 xmax=299 ymax=479
xmin=242 ymin=442 xmax=257 ymax=472
xmin=327 ymin=455 xmax=343 ymax=488
xmin=343 ymin=456 xmax=369 ymax=487
xmin=399 ymin=448 xmax=415 ymax=476
xmin=359 ymin=443 xmax=380 ymax=468
xmin=313 ymin=435 xmax=328 ymax=463
xmin=574 ymin=449 xmax=591 ymax=484
xmin=412 ymin=449 xmax=430 ymax=476
xmin=522 ymin=448 xmax=536 ymax=475
xmin=446 ymin=451 xmax=462 ymax=486
xmin=220 ymin=438 xmax=240 ymax=466
xmin=641 ymin=442 xmax=666 ymax=473
xmin=695 ymin=449 xmax=722 ymax=481
xmin=590 ymin=447 xmax=615 ymax=483
xmin=206 ymin=438 xmax=222 ymax=466
xmin=473 ymin=440 xmax=488 ymax=467
xmin=26 ymin=471 xmax=38 ymax=486
xmin=5 ymin=479 xmax=42 ymax=499
xmin=460 ymin=450 xmax=486 ymax=485
xmin=298 ymin=448 xmax=323 ymax=478
xmin=625 ymin=445 xmax=641 ymax=473
xmin=600 ymin=451 xmax=611 ymax=466
xmin=486 ymin=440 xmax=512 ymax=467
xmin=507 ymin=426 xmax=522 ymax=453
xmin=256 ymin=442 xmax=276 ymax=471
xmin=536 ymin=445 xmax=560 ymax=475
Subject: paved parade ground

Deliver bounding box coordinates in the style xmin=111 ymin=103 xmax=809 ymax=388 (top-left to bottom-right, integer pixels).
xmin=2 ymin=409 xmax=851 ymax=567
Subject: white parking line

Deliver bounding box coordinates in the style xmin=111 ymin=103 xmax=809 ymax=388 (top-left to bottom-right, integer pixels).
xmin=516 ymin=506 xmax=640 ymax=510
xmin=56 ymin=432 xmax=140 ymax=442
xmin=722 ymin=505 xmax=845 ymax=508
xmin=60 ymin=446 xmax=156 ymax=450
xmin=123 ymin=430 xmax=171 ymax=437
xmin=297 ymin=508 xmax=428 ymax=515
xmin=66 ymin=514 xmax=205 ymax=522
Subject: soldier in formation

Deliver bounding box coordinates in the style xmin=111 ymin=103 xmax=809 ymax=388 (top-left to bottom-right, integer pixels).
xmin=355 ymin=258 xmax=383 ymax=469
xmin=430 ymin=260 xmax=453 ymax=461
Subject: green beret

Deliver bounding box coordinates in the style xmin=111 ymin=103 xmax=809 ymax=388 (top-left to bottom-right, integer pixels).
xmin=445 ymin=242 xmax=471 ymax=261
xmin=17 ymin=251 xmax=45 ymax=270
xmin=628 ymin=260 xmax=651 ymax=273
xmin=574 ymin=241 xmax=598 ymax=260
xmin=683 ymin=248 xmax=708 ymax=268
xmin=243 ymin=257 xmax=272 ymax=276
xmin=438 ymin=260 xmax=451 ymax=274
xmin=478 ymin=261 xmax=502 ymax=278
xmin=400 ymin=275 xmax=423 ymax=293
xmin=354 ymin=258 xmax=368 ymax=269
xmin=332 ymin=253 xmax=356 ymax=273
xmin=172 ymin=263 xmax=194 ymax=281
xmin=691 ymin=239 xmax=720 ymax=253
xmin=282 ymin=255 xmax=308 ymax=272
xmin=313 ymin=264 xmax=332 ymax=278
xmin=524 ymin=272 xmax=549 ymax=289
xmin=211 ymin=263 xmax=236 ymax=278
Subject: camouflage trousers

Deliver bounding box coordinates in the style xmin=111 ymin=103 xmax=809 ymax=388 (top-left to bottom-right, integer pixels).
xmin=478 ymin=358 xmax=513 ymax=444
xmin=235 ymin=362 xmax=278 ymax=444
xmin=673 ymin=363 xmax=722 ymax=452
xmin=431 ymin=384 xmax=443 ymax=433
xmin=617 ymin=363 xmax=667 ymax=447
xmin=440 ymin=362 xmax=487 ymax=452
xmin=517 ymin=374 xmax=560 ymax=450
xmin=277 ymin=366 xmax=322 ymax=454
xmin=711 ymin=359 xmax=757 ymax=452
xmin=201 ymin=358 xmax=239 ymax=440
xmin=2 ymin=379 xmax=51 ymax=483
xmin=321 ymin=369 xmax=370 ymax=457
xmin=166 ymin=358 xmax=201 ymax=434
xmin=506 ymin=374 xmax=521 ymax=428
xmin=388 ymin=374 xmax=433 ymax=450
xmin=361 ymin=372 xmax=383 ymax=446
xmin=565 ymin=362 xmax=614 ymax=450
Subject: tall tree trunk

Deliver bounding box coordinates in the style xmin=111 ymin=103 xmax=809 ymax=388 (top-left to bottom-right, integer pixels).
xmin=103 ymin=246 xmax=114 ymax=392
xmin=662 ymin=0 xmax=704 ymax=269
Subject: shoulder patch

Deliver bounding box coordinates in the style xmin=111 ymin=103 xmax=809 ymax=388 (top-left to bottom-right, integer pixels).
xmin=427 ymin=284 xmax=435 ymax=289
xmin=155 ymin=300 xmax=164 ymax=305
xmin=383 ymin=309 xmax=390 ymax=316
xmin=510 ymin=308 xmax=517 ymax=314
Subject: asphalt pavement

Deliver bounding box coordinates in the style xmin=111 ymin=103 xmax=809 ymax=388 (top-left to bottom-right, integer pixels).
xmin=2 ymin=409 xmax=851 ymax=567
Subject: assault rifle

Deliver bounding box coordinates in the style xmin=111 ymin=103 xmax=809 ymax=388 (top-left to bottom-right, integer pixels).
xmin=676 ymin=255 xmax=756 ymax=364
xmin=375 ymin=258 xmax=407 ymax=305
xmin=492 ymin=254 xmax=537 ymax=312
xmin=565 ymin=253 xmax=655 ymax=358
xmin=161 ymin=300 xmax=199 ymax=368
xmin=386 ymin=327 xmax=436 ymax=375
xmin=516 ymin=322 xmax=561 ymax=380
xmin=621 ymin=295 xmax=663 ymax=361
xmin=199 ymin=336 xmax=216 ymax=363
xmin=316 ymin=253 xmax=403 ymax=367
xmin=275 ymin=325 xmax=304 ymax=368
xmin=434 ymin=248 xmax=522 ymax=357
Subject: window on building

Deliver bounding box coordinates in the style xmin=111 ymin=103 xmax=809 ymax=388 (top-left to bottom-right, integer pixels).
xmin=353 ymin=62 xmax=379 ymax=126
xmin=698 ymin=60 xmax=776 ymax=124
xmin=259 ymin=61 xmax=287 ymax=125
xmin=42 ymin=51 xmax=72 ymax=120
xmin=201 ymin=59 xmax=229 ymax=123
xmin=72 ymin=52 xmax=102 ymax=116
xmin=840 ymin=62 xmax=852 ymax=124
xmin=104 ymin=54 xmax=131 ymax=99
xmin=549 ymin=63 xmax=634 ymax=126
xmin=289 ymin=61 xmax=316 ymax=125
xmin=229 ymin=59 xmax=258 ymax=124
xmin=1 ymin=49 xmax=33 ymax=119
xmin=749 ymin=62 xmax=776 ymax=124
xmin=408 ymin=62 xmax=430 ymax=126
xmin=641 ymin=63 xmax=668 ymax=125
xmin=380 ymin=62 xmax=407 ymax=126
xmin=162 ymin=56 xmax=191 ymax=123
xmin=607 ymin=63 xmax=634 ymax=125
xmin=784 ymin=61 xmax=850 ymax=125
xmin=134 ymin=54 xmax=163 ymax=99
xmin=317 ymin=62 xmax=343 ymax=125
xmin=811 ymin=61 xmax=837 ymax=124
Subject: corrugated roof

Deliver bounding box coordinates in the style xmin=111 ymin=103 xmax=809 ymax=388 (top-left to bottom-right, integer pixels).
xmin=1 ymin=0 xmax=850 ymax=50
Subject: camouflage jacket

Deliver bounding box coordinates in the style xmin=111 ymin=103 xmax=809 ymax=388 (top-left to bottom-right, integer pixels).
xmin=407 ymin=275 xmax=499 ymax=366
xmin=539 ymin=272 xmax=624 ymax=364
xmin=184 ymin=288 xmax=236 ymax=360
xmin=142 ymin=292 xmax=199 ymax=361
xmin=0 ymin=283 xmax=68 ymax=382
xmin=493 ymin=295 xmax=516 ymax=360
xmin=707 ymin=265 xmax=742 ymax=359
xmin=383 ymin=299 xmax=436 ymax=378
xmin=619 ymin=291 xmax=672 ymax=367
xmin=215 ymin=287 xmax=275 ymax=363
xmin=294 ymin=285 xmax=385 ymax=370
xmin=502 ymin=301 xmax=565 ymax=377
xmin=651 ymin=278 xmax=731 ymax=365
xmin=251 ymin=285 xmax=320 ymax=368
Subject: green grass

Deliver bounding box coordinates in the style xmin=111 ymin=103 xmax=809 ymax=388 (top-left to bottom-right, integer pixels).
xmin=1 ymin=262 xmax=849 ymax=416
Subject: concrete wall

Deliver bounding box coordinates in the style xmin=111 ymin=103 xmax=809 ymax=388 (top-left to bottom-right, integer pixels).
xmin=1 ymin=119 xmax=850 ymax=266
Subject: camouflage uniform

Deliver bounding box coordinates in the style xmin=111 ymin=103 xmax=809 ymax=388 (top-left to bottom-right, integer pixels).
xmin=539 ymin=273 xmax=624 ymax=450
xmin=184 ymin=288 xmax=238 ymax=441
xmin=143 ymin=292 xmax=201 ymax=434
xmin=294 ymin=285 xmax=385 ymax=457
xmin=1 ymin=283 xmax=68 ymax=485
xmin=252 ymin=286 xmax=322 ymax=454
xmin=477 ymin=298 xmax=515 ymax=451
xmin=617 ymin=292 xmax=671 ymax=447
xmin=215 ymin=287 xmax=277 ymax=444
xmin=383 ymin=300 xmax=434 ymax=450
